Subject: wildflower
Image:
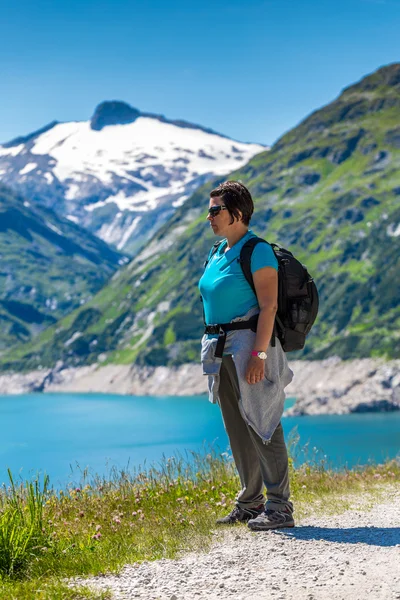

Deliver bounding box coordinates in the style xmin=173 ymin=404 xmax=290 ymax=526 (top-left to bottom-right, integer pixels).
xmin=75 ymin=488 xmax=81 ymax=493
xmin=79 ymin=511 xmax=84 ymax=517
xmin=374 ymin=473 xmax=381 ymax=479
xmin=95 ymin=524 xmax=101 ymax=531
xmin=92 ymin=533 xmax=102 ymax=540
xmin=113 ymin=517 xmax=121 ymax=524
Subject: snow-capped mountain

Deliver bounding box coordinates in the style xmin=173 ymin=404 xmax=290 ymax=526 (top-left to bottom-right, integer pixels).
xmin=0 ymin=101 xmax=266 ymax=253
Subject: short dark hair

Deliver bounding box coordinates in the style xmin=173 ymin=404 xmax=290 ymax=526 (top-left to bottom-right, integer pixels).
xmin=210 ymin=180 xmax=254 ymax=226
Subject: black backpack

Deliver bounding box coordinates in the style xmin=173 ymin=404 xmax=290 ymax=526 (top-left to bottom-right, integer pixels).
xmin=205 ymin=237 xmax=319 ymax=352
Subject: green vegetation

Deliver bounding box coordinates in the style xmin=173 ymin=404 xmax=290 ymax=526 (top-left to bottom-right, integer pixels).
xmin=1 ymin=63 xmax=400 ymax=371
xmin=0 ymin=184 xmax=124 ymax=352
xmin=0 ymin=582 xmax=109 ymax=600
xmin=0 ymin=449 xmax=399 ymax=599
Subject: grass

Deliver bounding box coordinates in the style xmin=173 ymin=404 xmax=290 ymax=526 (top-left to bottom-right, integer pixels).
xmin=0 ymin=581 xmax=110 ymax=600
xmin=0 ymin=448 xmax=399 ymax=599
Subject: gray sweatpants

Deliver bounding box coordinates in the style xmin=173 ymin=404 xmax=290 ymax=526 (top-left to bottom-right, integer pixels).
xmin=218 ymin=355 xmax=293 ymax=513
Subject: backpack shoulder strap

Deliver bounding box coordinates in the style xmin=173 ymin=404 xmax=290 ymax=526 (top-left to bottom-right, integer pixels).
xmin=239 ymin=237 xmax=270 ymax=294
xmin=204 ymin=240 xmax=224 ymax=268
xmin=239 ymin=236 xmax=278 ymax=348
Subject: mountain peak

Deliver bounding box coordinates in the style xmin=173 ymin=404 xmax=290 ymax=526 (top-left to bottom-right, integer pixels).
xmin=90 ymin=101 xmax=141 ymax=131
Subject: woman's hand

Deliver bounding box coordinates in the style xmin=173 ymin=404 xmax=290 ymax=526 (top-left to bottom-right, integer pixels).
xmin=245 ymin=356 xmax=266 ymax=385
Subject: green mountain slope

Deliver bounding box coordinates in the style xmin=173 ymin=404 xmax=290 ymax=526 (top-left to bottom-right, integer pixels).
xmin=0 ymin=184 xmax=126 ymax=350
xmin=1 ymin=63 xmax=399 ymax=371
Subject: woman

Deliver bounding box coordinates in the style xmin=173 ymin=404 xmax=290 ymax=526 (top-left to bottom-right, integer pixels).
xmin=199 ymin=180 xmax=294 ymax=530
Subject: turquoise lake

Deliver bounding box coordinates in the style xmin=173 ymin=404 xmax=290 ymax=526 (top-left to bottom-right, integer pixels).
xmin=0 ymin=392 xmax=399 ymax=488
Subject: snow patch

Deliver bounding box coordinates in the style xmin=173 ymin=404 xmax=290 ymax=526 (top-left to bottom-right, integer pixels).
xmin=64 ymin=331 xmax=82 ymax=347
xmin=65 ymin=183 xmax=81 ymax=200
xmin=45 ymin=221 xmax=62 ymax=235
xmin=19 ymin=162 xmax=37 ymax=175
xmin=117 ymin=216 xmax=141 ymax=250
xmin=84 ymin=199 xmax=108 ymax=212
xmin=387 ymin=223 xmax=400 ymax=237
xmin=172 ymin=194 xmax=189 ymax=208
xmin=0 ymin=144 xmax=23 ymax=157
xmin=157 ymin=301 xmax=171 ymax=313
xmin=98 ymin=215 xmax=126 ymax=244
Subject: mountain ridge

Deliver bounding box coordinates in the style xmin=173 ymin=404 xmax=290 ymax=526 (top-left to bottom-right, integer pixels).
xmin=89 ymin=100 xmax=234 ymax=139
xmin=0 ymin=105 xmax=265 ymax=255
xmin=0 ymin=183 xmax=126 ymax=350
xmin=1 ymin=63 xmax=399 ymax=372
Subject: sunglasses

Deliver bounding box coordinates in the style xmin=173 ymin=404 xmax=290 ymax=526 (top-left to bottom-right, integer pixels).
xmin=208 ymin=205 xmax=227 ymax=218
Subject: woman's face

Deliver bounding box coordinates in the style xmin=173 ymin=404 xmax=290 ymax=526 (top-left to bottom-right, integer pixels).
xmin=207 ymin=196 xmax=236 ymax=236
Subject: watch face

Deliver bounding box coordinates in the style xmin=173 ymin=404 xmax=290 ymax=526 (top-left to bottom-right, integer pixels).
xmin=258 ymin=351 xmax=267 ymax=360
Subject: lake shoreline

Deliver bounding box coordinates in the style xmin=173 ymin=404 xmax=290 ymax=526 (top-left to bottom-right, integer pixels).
xmin=0 ymin=356 xmax=399 ymax=416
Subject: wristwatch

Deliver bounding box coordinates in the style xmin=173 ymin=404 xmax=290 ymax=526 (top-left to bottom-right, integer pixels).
xmin=251 ymin=351 xmax=267 ymax=360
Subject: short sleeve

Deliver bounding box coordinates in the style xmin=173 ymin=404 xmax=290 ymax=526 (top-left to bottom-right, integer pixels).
xmin=250 ymin=242 xmax=278 ymax=273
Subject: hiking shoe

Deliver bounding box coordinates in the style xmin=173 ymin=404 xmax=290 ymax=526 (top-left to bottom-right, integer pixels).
xmin=216 ymin=504 xmax=264 ymax=525
xmin=247 ymin=507 xmax=295 ymax=530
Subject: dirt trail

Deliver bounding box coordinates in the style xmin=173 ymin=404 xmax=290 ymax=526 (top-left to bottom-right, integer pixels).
xmin=75 ymin=486 xmax=400 ymax=600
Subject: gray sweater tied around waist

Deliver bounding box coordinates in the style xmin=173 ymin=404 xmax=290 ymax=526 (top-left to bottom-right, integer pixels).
xmin=201 ymin=307 xmax=294 ymax=444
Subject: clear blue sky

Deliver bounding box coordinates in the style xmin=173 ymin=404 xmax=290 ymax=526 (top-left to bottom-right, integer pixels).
xmin=1 ymin=0 xmax=399 ymax=145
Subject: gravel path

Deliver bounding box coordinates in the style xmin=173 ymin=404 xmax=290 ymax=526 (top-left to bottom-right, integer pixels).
xmin=75 ymin=486 xmax=400 ymax=600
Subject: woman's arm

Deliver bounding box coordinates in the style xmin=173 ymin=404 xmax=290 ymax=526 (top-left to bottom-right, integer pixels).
xmin=245 ymin=266 xmax=278 ymax=384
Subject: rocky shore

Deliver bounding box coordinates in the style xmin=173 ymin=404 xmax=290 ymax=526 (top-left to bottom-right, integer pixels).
xmin=0 ymin=357 xmax=399 ymax=416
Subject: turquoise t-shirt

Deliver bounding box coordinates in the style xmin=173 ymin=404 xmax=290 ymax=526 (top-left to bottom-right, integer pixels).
xmin=198 ymin=230 xmax=278 ymax=325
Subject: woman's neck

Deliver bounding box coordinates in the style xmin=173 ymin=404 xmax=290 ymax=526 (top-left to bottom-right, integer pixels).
xmin=225 ymin=226 xmax=249 ymax=250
